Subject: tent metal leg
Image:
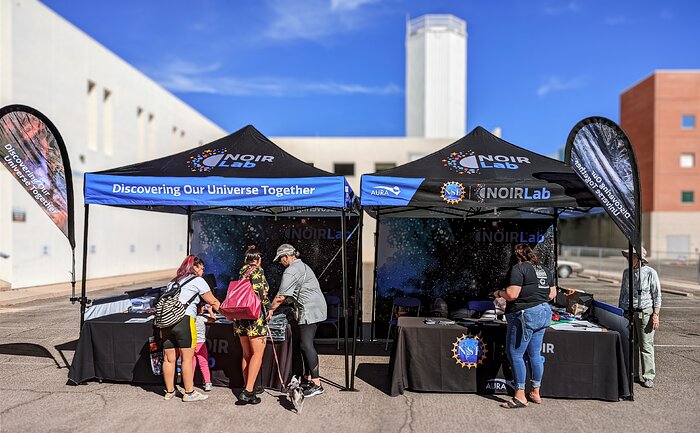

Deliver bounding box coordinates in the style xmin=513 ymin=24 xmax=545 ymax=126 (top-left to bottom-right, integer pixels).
xmin=350 ymin=210 xmax=363 ymax=390
xmin=340 ymin=209 xmax=350 ymax=390
xmin=553 ymin=209 xmax=559 ymax=287
xmin=186 ymin=207 xmax=192 ymax=255
xmin=79 ymin=204 xmax=90 ymax=329
xmin=371 ymin=210 xmax=380 ymax=341
xmin=627 ymin=242 xmax=635 ymax=401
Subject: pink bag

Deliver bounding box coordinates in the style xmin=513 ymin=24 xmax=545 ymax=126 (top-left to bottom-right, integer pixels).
xmin=220 ymin=266 xmax=261 ymax=320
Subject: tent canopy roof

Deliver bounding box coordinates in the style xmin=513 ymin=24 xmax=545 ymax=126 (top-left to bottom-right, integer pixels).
xmin=361 ymin=126 xmax=599 ymax=217
xmin=84 ymin=125 xmax=356 ymax=214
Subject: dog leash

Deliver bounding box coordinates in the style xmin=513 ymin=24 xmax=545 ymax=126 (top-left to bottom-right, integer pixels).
xmin=266 ymin=324 xmax=286 ymax=391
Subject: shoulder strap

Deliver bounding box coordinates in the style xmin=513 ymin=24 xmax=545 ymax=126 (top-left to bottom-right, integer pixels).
xmin=179 ymin=275 xmax=199 ymax=308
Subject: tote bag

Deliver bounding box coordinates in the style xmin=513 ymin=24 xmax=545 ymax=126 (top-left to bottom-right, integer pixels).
xmin=220 ymin=266 xmax=261 ymax=320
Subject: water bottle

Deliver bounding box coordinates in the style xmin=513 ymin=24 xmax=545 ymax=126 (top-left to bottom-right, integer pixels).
xmin=176 ymin=357 xmax=182 ymax=384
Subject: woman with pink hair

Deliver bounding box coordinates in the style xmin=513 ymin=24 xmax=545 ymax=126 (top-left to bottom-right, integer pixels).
xmin=161 ymin=255 xmax=220 ymax=402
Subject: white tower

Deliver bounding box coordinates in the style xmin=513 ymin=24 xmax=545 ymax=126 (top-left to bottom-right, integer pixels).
xmin=405 ymin=14 xmax=467 ymax=138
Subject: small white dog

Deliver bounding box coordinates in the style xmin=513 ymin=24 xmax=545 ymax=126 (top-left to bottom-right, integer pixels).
xmin=287 ymin=375 xmax=305 ymax=414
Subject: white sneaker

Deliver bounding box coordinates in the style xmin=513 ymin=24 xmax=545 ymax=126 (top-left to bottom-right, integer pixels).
xmin=204 ymin=383 xmax=213 ymax=392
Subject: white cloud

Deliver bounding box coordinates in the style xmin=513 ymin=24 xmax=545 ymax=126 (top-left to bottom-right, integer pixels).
xmin=604 ymin=16 xmax=626 ymax=26
xmin=148 ymin=59 xmax=401 ymax=97
xmin=263 ymin=0 xmax=381 ymax=42
xmin=536 ymin=76 xmax=585 ymax=97
xmin=331 ymin=0 xmax=380 ymax=11
xmin=543 ymin=1 xmax=581 ymax=15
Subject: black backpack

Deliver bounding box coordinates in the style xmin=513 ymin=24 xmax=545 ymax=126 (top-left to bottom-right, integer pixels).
xmin=154 ymin=276 xmax=197 ymax=328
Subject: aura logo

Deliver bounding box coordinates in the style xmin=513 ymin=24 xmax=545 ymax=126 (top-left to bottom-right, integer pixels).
xmin=188 ymin=148 xmax=274 ymax=173
xmin=443 ymin=149 xmax=532 ymax=175
xmin=370 ymin=185 xmax=401 ymax=196
xmin=452 ymin=334 xmax=487 ymax=369
xmin=473 ymin=184 xmax=551 ymax=202
xmin=485 ymin=378 xmax=515 ymax=392
xmin=441 ymin=181 xmax=465 ymax=204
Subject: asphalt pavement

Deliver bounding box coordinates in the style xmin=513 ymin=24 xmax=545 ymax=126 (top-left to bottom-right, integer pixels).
xmin=1 ymin=275 xmax=699 ymax=433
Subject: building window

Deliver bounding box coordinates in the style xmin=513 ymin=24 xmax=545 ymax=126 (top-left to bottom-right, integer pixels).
xmin=103 ymin=89 xmax=113 ymax=155
xmin=680 ymin=153 xmax=695 ymax=168
xmin=681 ymin=191 xmax=694 ymax=204
xmin=87 ymin=80 xmax=98 ymax=151
xmin=375 ymin=162 xmax=396 ymax=171
xmin=682 ymin=114 xmax=695 ymax=129
xmin=334 ymin=163 xmax=355 ymax=176
xmin=137 ymin=107 xmax=145 ymax=160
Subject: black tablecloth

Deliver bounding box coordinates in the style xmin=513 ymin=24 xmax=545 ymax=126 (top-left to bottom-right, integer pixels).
xmin=389 ymin=317 xmax=629 ymax=401
xmin=68 ymin=313 xmax=295 ymax=390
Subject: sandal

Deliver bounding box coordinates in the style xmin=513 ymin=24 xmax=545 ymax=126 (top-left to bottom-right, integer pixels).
xmin=527 ymin=391 xmax=542 ymax=404
xmin=500 ymin=398 xmax=529 ymax=409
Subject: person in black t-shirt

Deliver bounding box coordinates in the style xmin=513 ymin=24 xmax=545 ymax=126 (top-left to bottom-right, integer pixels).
xmin=492 ymin=244 xmax=556 ymax=409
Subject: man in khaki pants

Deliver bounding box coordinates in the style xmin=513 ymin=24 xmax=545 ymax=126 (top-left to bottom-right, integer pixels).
xmin=619 ymin=247 xmax=661 ymax=388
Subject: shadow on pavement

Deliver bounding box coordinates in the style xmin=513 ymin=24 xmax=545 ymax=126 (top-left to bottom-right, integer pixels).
xmin=0 ymin=342 xmax=62 ymax=368
xmin=316 ymin=341 xmax=392 ymax=357
xmin=354 ymin=362 xmax=391 ymax=395
xmin=54 ymin=339 xmax=78 ymax=369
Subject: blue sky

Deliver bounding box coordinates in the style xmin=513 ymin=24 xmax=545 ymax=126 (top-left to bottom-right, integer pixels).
xmin=43 ymin=0 xmax=700 ymax=155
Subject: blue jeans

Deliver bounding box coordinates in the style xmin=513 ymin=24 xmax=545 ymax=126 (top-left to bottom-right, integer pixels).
xmin=505 ymin=303 xmax=552 ymax=390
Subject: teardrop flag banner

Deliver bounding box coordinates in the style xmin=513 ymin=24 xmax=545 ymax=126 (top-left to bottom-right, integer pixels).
xmin=0 ymin=104 xmax=75 ymax=248
xmin=564 ymin=116 xmax=641 ymax=248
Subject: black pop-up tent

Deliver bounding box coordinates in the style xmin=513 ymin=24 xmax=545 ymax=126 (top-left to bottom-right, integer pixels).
xmin=82 ymin=124 xmax=362 ymax=390
xmin=361 ymin=125 xmax=600 ymax=332
xmin=361 ymin=126 xmax=598 ymax=215
xmin=362 ymin=122 xmax=645 ymax=399
xmin=359 ymin=126 xmax=638 ymax=394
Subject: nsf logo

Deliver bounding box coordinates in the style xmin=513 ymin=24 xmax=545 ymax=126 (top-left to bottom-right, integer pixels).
xmin=188 ymin=148 xmax=274 ymax=173
xmin=441 ymin=181 xmax=465 ymax=204
xmin=452 ymin=334 xmax=487 ymax=369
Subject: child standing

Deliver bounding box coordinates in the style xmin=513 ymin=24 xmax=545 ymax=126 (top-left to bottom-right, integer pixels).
xmin=194 ymin=302 xmax=215 ymax=391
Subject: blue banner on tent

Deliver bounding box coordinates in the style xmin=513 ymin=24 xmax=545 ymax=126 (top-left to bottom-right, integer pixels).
xmin=360 ymin=176 xmax=424 ymax=206
xmin=84 ymin=174 xmax=347 ymax=208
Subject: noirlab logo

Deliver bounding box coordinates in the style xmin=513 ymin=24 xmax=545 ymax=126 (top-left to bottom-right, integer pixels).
xmin=188 ymin=148 xmax=274 ymax=173
xmin=443 ymin=149 xmax=531 ymax=175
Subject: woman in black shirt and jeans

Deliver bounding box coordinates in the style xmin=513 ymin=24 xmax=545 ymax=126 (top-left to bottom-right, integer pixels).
xmin=492 ymin=244 xmax=556 ymax=408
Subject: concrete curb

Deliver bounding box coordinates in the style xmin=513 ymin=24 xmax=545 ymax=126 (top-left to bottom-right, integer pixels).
xmin=0 ymin=269 xmax=176 ymax=307
xmin=578 ymin=271 xmax=695 ymax=297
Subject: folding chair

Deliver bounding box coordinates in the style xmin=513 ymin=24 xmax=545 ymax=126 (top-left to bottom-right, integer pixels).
xmin=319 ymin=295 xmax=341 ymax=349
xmin=385 ymin=297 xmax=421 ymax=350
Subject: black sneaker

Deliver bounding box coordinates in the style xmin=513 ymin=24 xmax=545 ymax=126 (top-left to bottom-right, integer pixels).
xmin=303 ymin=384 xmax=324 ymax=398
xmin=254 ymin=385 xmax=265 ymax=395
xmin=239 ymin=389 xmax=261 ymax=404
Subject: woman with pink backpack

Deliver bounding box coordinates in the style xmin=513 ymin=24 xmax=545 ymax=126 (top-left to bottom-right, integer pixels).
xmin=232 ymin=245 xmax=271 ymax=404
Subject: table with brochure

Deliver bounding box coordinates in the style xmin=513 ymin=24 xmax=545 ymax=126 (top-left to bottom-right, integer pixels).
xmin=68 ymin=312 xmax=296 ymax=390
xmin=389 ymin=316 xmax=629 ymax=401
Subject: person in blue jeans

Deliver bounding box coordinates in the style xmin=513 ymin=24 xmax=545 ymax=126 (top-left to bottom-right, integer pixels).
xmin=492 ymin=244 xmax=556 ymax=409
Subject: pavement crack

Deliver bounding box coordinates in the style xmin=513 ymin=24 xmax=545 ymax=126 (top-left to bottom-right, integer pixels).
xmin=0 ymin=391 xmax=51 ymax=416
xmin=399 ymin=394 xmax=415 ymax=433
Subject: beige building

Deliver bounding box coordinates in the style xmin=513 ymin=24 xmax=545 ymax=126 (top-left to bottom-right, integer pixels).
xmin=0 ymin=0 xmax=225 ymax=289
xmin=0 ymin=3 xmax=469 ymax=300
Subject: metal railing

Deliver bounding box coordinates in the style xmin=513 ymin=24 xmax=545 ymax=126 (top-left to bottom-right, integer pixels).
xmin=560 ymin=245 xmax=700 ymax=284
